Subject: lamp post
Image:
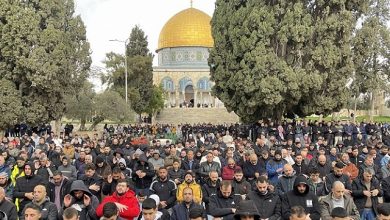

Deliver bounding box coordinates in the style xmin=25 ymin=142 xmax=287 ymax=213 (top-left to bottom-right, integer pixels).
xmin=109 ymin=38 xmax=130 ymax=103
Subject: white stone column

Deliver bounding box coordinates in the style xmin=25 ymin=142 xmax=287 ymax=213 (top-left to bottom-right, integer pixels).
xmin=200 ymin=92 xmax=203 ymax=108
xmin=168 ymin=92 xmax=171 ymax=108
xmin=175 ymin=89 xmax=179 ymax=108
xmin=194 ymin=89 xmax=197 ymax=108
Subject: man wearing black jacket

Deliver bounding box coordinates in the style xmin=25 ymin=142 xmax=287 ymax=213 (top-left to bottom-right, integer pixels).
xmin=382 ymin=175 xmax=390 ymax=203
xmin=281 ymin=175 xmax=321 ymax=220
xmin=48 ymin=171 xmax=72 ymax=210
xmin=208 ymin=180 xmax=242 ymax=220
xmin=246 ymin=176 xmax=281 ymax=220
xmin=201 ymin=171 xmax=220 ymax=213
xmin=132 ymin=154 xmax=155 ymax=195
xmin=149 ymin=167 xmax=177 ymax=209
xmin=13 ymin=163 xmax=45 ymax=215
xmin=0 ymin=187 xmax=18 ymax=220
xmin=171 ymin=187 xmax=205 ymax=220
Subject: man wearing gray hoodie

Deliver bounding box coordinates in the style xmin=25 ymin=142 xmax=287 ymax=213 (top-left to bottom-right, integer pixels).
xmin=59 ymin=180 xmax=99 ymax=220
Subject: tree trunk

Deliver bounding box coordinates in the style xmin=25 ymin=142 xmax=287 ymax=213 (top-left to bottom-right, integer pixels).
xmin=54 ymin=118 xmax=61 ymax=135
xmin=89 ymin=116 xmax=104 ymax=131
xmin=370 ymin=91 xmax=375 ymax=121
xmin=353 ymin=95 xmax=358 ymax=123
xmin=79 ymin=117 xmax=86 ymax=131
xmin=319 ymin=114 xmax=323 ymax=122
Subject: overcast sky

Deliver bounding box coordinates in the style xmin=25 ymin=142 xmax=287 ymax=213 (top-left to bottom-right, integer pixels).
xmin=74 ymin=0 xmax=216 ymax=68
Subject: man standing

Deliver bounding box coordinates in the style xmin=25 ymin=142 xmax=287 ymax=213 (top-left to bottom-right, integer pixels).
xmin=201 ymin=170 xmax=220 ymax=213
xmin=352 ymin=168 xmax=383 ymax=220
xmin=0 ymin=187 xmax=18 ymax=220
xmin=96 ymin=179 xmax=140 ymax=220
xmin=23 ymin=203 xmax=42 ymax=220
xmin=140 ymin=198 xmax=163 ymax=220
xmin=208 ymin=180 xmax=242 ymax=220
xmin=276 ymin=164 xmax=297 ymax=196
xmin=177 ymin=171 xmax=202 ymax=204
xmin=247 ymin=176 xmax=281 ymax=220
xmin=48 ymin=171 xmax=73 ymax=210
xmin=281 ymin=175 xmax=321 ymax=220
xmin=324 ymin=162 xmax=352 ymax=194
xmin=377 ymin=203 xmax=390 ymax=220
xmin=14 ymin=163 xmax=45 ymax=215
xmin=319 ymin=181 xmax=360 ymax=220
xmin=171 ymin=187 xmax=205 ymax=220
xmin=21 ymin=185 xmax=58 ymax=220
xmin=132 ymin=154 xmax=155 ymax=195
xmin=199 ymin=152 xmax=221 ymax=184
xmin=149 ymin=167 xmax=177 ymax=209
xmin=233 ymin=200 xmax=260 ymax=220
xmin=61 ymin=180 xmax=99 ymax=220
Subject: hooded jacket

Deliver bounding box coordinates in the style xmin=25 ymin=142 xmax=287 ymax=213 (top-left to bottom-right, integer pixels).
xmin=234 ymin=200 xmax=260 ymax=220
xmin=208 ymin=190 xmax=242 ymax=220
xmin=132 ymin=154 xmax=155 ymax=189
xmin=281 ymin=175 xmax=321 ymax=220
xmin=96 ymin=189 xmax=140 ymax=220
xmin=246 ymin=189 xmax=281 ymax=220
xmin=13 ymin=163 xmax=46 ymax=213
xmin=60 ymin=180 xmax=99 ymax=220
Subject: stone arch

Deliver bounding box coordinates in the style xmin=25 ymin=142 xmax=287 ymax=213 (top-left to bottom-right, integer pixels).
xmin=161 ymin=76 xmax=174 ymax=92
xmin=197 ymin=77 xmax=211 ymax=91
xmin=179 ymin=76 xmax=193 ymax=92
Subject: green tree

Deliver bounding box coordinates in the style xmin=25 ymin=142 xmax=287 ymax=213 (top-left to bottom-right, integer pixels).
xmin=144 ymin=85 xmax=165 ymax=120
xmin=209 ymin=0 xmax=367 ymax=122
xmin=0 ymin=79 xmax=23 ymax=131
xmin=352 ymin=0 xmax=390 ymax=120
xmin=89 ymin=90 xmax=134 ymax=130
xmin=103 ymin=25 xmax=153 ymax=116
xmin=64 ymin=81 xmax=95 ymax=130
xmin=0 ymin=0 xmax=91 ymax=126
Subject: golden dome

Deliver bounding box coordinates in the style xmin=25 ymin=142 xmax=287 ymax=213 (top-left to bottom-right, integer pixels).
xmin=157 ymin=8 xmax=213 ymax=51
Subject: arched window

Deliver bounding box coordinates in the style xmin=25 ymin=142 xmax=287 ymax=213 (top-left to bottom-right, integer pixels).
xmin=161 ymin=77 xmax=174 ymax=92
xmin=179 ymin=77 xmax=193 ymax=92
xmin=197 ymin=77 xmax=211 ymax=91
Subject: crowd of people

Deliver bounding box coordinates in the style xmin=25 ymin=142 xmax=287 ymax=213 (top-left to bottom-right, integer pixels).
xmin=1 ymin=120 xmax=390 ymax=220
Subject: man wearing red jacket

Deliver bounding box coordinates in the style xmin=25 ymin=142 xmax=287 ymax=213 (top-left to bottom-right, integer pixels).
xmin=96 ymin=179 xmax=140 ymax=220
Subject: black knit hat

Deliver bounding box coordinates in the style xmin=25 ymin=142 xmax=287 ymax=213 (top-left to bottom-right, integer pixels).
xmin=234 ymin=200 xmax=260 ymax=220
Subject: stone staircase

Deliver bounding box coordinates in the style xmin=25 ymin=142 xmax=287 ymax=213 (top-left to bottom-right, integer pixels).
xmin=155 ymin=108 xmax=240 ymax=124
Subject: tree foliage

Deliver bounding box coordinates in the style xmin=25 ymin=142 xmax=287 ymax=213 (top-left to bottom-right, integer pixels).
xmin=352 ymin=0 xmax=390 ymax=97
xmin=209 ymin=0 xmax=367 ymax=122
xmin=103 ymin=25 xmax=154 ymax=115
xmin=64 ymin=81 xmax=95 ymax=130
xmin=0 ymin=0 xmax=91 ymax=126
xmin=0 ymin=79 xmax=23 ymax=130
xmin=89 ymin=90 xmax=134 ymax=129
xmin=144 ymin=85 xmax=165 ymax=116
